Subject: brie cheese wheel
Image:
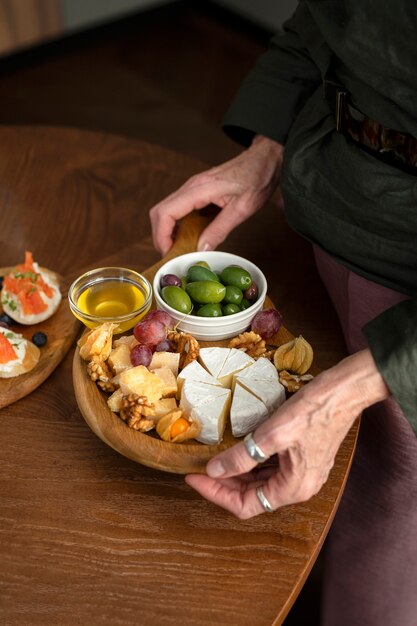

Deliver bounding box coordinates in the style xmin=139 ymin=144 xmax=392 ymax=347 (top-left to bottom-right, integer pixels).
xmin=230 ymin=382 xmax=270 ymax=438
xmin=180 ymin=350 xmax=286 ymax=442
xmin=180 ymin=379 xmax=231 ymax=445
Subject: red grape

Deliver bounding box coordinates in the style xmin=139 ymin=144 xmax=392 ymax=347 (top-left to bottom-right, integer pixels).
xmin=130 ymin=344 xmax=153 ymax=367
xmin=154 ymin=339 xmax=175 ymax=352
xmin=244 ymin=281 xmax=258 ymax=302
xmin=133 ymin=319 xmax=166 ymax=346
xmin=160 ymin=273 xmax=182 ymax=288
xmin=251 ymin=309 xmax=283 ymax=339
xmin=143 ymin=309 xmax=175 ymax=328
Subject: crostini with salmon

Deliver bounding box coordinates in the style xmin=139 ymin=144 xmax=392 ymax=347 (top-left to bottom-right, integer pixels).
xmin=0 ymin=326 xmax=40 ymax=378
xmin=1 ymin=251 xmax=61 ymax=324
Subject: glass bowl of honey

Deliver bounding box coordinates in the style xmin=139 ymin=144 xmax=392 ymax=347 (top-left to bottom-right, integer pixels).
xmin=69 ymin=267 xmax=152 ymax=333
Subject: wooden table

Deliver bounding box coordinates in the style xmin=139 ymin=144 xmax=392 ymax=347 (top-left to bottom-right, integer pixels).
xmin=0 ymin=126 xmax=358 ymax=626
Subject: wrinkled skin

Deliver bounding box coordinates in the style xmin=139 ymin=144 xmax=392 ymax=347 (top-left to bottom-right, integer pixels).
xmin=150 ymin=135 xmax=284 ymax=255
xmin=149 ymin=135 xmax=390 ymax=518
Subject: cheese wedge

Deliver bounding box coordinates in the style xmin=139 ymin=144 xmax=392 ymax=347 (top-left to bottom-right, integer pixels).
xmin=234 ymin=358 xmax=285 ymax=412
xmin=177 ymin=360 xmax=221 ymax=396
xmin=230 ymin=382 xmax=269 ymax=438
xmin=234 ymin=356 xmax=279 ymax=386
xmin=198 ymin=347 xmax=230 ymax=379
xmin=217 ymin=348 xmax=254 ymax=388
xmin=180 ymin=379 xmax=231 ymax=444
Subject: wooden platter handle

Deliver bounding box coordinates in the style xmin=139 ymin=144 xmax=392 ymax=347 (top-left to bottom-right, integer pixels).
xmin=143 ymin=209 xmax=215 ymax=282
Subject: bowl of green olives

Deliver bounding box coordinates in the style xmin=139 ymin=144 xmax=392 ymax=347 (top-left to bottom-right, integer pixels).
xmin=153 ymin=251 xmax=267 ymax=340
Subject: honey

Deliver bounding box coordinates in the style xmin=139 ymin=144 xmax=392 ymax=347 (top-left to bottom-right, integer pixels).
xmin=75 ymin=279 xmax=150 ymax=331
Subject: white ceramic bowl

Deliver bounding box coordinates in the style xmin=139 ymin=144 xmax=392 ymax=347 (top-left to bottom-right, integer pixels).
xmin=153 ymin=251 xmax=267 ymax=341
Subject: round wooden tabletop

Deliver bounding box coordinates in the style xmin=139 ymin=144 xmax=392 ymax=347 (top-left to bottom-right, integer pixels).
xmin=0 ymin=125 xmax=357 ymax=626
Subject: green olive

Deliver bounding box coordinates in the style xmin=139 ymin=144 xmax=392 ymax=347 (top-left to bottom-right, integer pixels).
xmin=197 ymin=303 xmax=223 ymax=317
xmin=222 ymin=303 xmax=240 ymax=316
xmin=220 ymin=265 xmax=253 ymax=290
xmin=186 ymin=280 xmax=226 ymax=304
xmin=161 ymin=286 xmax=192 ymax=314
xmin=186 ymin=264 xmax=220 ymax=283
xmin=240 ymin=298 xmax=252 ymax=310
xmin=224 ymin=285 xmax=243 ymax=305
xmin=194 ymin=260 xmax=210 ymax=268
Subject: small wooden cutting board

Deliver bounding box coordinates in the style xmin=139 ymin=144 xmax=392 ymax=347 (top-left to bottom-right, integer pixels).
xmin=0 ymin=267 xmax=81 ymax=409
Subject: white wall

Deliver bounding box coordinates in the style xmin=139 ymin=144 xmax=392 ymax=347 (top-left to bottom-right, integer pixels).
xmin=213 ymin=0 xmax=297 ymax=30
xmin=61 ymin=0 xmax=174 ymax=32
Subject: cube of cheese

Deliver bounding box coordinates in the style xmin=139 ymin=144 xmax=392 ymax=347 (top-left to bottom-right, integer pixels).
xmin=107 ymin=387 xmax=124 ymax=412
xmin=153 ymin=397 xmax=178 ymax=421
xmin=149 ymin=351 xmax=180 ymax=377
xmin=112 ymin=335 xmax=138 ymax=350
xmin=118 ymin=366 xmax=163 ymax=404
xmin=151 ymin=367 xmax=177 ymax=398
xmin=108 ymin=343 xmax=132 ymax=375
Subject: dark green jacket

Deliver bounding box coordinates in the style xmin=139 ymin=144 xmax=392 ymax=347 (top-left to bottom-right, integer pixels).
xmin=223 ymin=0 xmax=417 ymax=434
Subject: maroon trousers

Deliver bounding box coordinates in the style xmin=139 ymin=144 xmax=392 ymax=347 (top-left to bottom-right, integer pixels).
xmin=313 ymin=247 xmax=417 ymax=626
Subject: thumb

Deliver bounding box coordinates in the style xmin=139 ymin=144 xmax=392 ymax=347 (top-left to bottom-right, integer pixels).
xmin=206 ymin=433 xmax=272 ymax=478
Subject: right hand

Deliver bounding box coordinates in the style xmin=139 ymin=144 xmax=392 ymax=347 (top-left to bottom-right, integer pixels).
xmin=149 ymin=135 xmax=284 ymax=255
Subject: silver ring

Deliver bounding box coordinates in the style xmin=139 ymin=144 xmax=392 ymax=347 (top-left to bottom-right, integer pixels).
xmin=243 ymin=432 xmax=269 ymax=463
xmin=256 ymin=486 xmax=274 ymax=513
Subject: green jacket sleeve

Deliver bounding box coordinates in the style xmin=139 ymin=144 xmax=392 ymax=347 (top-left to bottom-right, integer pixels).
xmin=222 ymin=5 xmax=323 ymax=146
xmin=363 ymin=299 xmax=417 ymax=434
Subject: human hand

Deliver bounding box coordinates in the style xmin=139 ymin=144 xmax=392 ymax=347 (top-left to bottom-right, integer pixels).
xmin=186 ymin=349 xmax=389 ymax=519
xmin=149 ymin=135 xmax=284 ymax=255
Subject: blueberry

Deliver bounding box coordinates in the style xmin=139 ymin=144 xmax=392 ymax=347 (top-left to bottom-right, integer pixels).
xmin=32 ymin=331 xmax=47 ymax=347
xmin=0 ymin=313 xmax=14 ymax=326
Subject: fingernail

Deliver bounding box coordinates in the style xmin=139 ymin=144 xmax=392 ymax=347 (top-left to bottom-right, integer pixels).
xmin=198 ymin=241 xmax=212 ymax=252
xmin=207 ymin=459 xmax=225 ymax=478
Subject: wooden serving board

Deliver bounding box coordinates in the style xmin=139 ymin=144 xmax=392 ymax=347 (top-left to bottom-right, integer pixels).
xmin=0 ymin=268 xmax=81 ymax=409
xmin=72 ymin=212 xmax=316 ymax=474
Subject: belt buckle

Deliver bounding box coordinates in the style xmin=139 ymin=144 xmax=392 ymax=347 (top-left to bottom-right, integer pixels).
xmin=324 ymin=80 xmax=347 ymax=131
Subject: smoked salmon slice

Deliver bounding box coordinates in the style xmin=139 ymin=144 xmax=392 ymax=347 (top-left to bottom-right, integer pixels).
xmin=0 ymin=332 xmax=18 ymax=363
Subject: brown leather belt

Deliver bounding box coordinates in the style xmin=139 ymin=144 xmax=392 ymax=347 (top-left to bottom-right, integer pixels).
xmin=323 ymin=80 xmax=417 ymax=173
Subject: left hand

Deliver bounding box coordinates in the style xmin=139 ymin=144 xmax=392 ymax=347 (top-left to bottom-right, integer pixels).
xmin=185 ymin=349 xmax=389 ymax=519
